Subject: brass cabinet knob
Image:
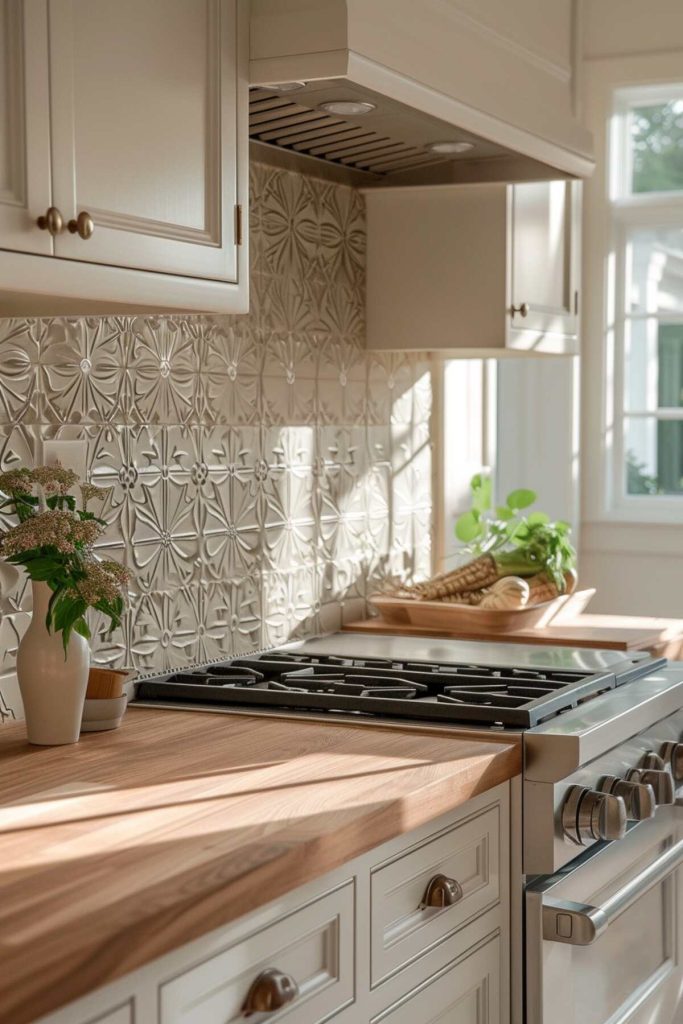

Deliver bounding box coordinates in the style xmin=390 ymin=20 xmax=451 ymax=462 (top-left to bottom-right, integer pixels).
xmin=68 ymin=211 xmax=95 ymax=239
xmin=36 ymin=206 xmax=64 ymax=236
xmin=421 ymin=873 xmax=463 ymax=909
xmin=510 ymin=302 xmax=530 ymax=318
xmin=242 ymin=968 xmax=299 ymax=1016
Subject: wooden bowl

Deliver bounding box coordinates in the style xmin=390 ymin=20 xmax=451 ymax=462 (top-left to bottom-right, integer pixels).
xmin=369 ymin=589 xmax=595 ymax=635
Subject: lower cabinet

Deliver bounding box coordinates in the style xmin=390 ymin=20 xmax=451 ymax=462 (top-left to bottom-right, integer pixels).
xmin=35 ymin=783 xmax=510 ymax=1024
xmin=89 ymin=1008 xmax=133 ymax=1024
xmin=372 ymin=935 xmax=500 ymax=1024
xmin=159 ymin=881 xmax=355 ymax=1024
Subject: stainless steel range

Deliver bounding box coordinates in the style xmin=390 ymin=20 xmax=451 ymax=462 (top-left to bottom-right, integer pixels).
xmin=132 ymin=632 xmax=683 ymax=1024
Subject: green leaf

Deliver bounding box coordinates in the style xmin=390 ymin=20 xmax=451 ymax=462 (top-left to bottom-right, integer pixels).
xmin=74 ymin=618 xmax=91 ymax=639
xmin=527 ymin=511 xmax=550 ymax=526
xmin=455 ymin=511 xmax=484 ymax=543
xmin=506 ymin=488 xmax=537 ymax=510
xmin=495 ymin=506 xmax=514 ymax=521
xmin=469 ymin=473 xmax=492 ymax=515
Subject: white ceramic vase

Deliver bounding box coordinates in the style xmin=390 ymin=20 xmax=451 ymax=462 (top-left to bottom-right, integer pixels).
xmin=16 ymin=580 xmax=90 ymax=745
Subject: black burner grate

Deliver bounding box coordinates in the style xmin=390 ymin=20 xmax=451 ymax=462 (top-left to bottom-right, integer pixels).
xmin=134 ymin=651 xmax=665 ymax=728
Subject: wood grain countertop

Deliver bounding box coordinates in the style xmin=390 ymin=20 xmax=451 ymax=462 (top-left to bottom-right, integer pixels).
xmin=0 ymin=707 xmax=521 ymax=1024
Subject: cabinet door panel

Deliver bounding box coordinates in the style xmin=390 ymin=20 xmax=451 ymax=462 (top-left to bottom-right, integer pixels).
xmin=160 ymin=882 xmax=355 ymax=1024
xmin=509 ymin=180 xmax=579 ymax=341
xmin=0 ymin=0 xmax=52 ymax=254
xmin=372 ymin=934 xmax=501 ymax=1024
xmin=49 ymin=0 xmax=238 ymax=280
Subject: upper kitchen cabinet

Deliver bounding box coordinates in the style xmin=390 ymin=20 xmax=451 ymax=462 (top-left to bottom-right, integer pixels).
xmin=249 ymin=0 xmax=593 ymax=186
xmin=0 ymin=0 xmax=51 ymax=255
xmin=0 ymin=0 xmax=248 ymax=315
xmin=364 ymin=179 xmax=581 ymax=356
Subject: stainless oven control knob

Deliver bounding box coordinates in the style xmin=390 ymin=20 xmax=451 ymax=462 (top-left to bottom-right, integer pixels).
xmin=562 ymin=785 xmax=627 ymax=845
xmin=641 ymin=752 xmax=667 ymax=771
xmin=660 ymin=742 xmax=683 ymax=783
xmin=626 ymin=767 xmax=675 ymax=805
xmin=598 ymin=775 xmax=656 ymax=821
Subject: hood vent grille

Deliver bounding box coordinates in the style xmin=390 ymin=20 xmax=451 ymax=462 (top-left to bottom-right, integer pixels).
xmin=249 ymin=87 xmax=450 ymax=178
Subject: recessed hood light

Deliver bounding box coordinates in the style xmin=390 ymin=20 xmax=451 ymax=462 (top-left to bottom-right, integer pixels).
xmin=266 ymin=81 xmax=307 ymax=93
xmin=318 ymin=100 xmax=376 ymax=116
xmin=427 ymin=140 xmax=475 ymax=154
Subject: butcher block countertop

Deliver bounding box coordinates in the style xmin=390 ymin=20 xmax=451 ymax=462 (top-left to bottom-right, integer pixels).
xmin=0 ymin=707 xmax=521 ymax=1024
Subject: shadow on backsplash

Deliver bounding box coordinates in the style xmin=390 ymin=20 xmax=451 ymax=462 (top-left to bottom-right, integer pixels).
xmin=0 ymin=162 xmax=432 ymax=720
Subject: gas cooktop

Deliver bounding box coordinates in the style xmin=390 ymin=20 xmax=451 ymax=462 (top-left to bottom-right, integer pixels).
xmin=133 ymin=639 xmax=664 ymax=729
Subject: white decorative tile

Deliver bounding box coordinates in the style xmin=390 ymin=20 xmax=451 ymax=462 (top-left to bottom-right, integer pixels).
xmin=0 ymin=320 xmax=40 ymax=424
xmin=0 ymin=162 xmax=433 ymax=688
xmin=0 ymin=672 xmax=21 ymax=722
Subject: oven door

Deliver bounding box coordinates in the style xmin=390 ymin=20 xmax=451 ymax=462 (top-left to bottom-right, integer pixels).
xmin=525 ymin=806 xmax=683 ymax=1024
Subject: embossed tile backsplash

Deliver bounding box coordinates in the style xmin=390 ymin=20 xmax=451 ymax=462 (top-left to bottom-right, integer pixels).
xmin=0 ymin=163 xmax=432 ymax=720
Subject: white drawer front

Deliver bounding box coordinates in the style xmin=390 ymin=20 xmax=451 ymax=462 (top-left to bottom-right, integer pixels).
xmin=160 ymin=881 xmax=354 ymax=1024
xmin=371 ymin=934 xmax=501 ymax=1024
xmin=87 ymin=1008 xmax=133 ymax=1024
xmin=38 ymin=1001 xmax=134 ymax=1024
xmin=371 ymin=804 xmax=501 ymax=986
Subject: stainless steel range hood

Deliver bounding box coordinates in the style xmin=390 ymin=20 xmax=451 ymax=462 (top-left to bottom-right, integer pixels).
xmin=249 ymin=80 xmax=563 ymax=188
xmin=250 ymin=1 xmax=594 ymax=187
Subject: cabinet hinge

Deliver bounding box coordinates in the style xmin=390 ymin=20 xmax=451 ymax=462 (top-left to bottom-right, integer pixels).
xmin=235 ymin=204 xmax=243 ymax=247
xmin=574 ymin=290 xmax=579 ymax=315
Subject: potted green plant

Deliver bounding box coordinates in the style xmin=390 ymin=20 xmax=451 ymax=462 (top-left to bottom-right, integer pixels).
xmin=0 ymin=465 xmax=129 ymax=745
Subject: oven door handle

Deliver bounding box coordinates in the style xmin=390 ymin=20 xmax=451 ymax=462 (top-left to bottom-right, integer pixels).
xmin=542 ymin=836 xmax=683 ymax=946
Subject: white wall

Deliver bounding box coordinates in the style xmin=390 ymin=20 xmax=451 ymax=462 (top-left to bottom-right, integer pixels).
xmin=579 ymin=0 xmax=683 ymax=617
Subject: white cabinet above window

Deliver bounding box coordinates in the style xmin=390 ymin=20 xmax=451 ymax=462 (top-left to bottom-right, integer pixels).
xmin=0 ymin=0 xmax=248 ymax=315
xmin=364 ymin=180 xmax=581 ymax=356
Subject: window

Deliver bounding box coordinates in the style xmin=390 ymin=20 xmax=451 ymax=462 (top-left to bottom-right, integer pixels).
xmin=609 ymin=85 xmax=683 ymax=507
xmin=438 ymin=360 xmax=497 ymax=571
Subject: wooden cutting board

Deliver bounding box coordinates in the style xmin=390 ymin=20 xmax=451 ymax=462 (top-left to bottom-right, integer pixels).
xmin=343 ymin=613 xmax=683 ymax=657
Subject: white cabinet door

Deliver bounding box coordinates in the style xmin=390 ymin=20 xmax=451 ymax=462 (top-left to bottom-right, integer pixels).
xmin=508 ymin=180 xmax=580 ymax=342
xmin=48 ymin=0 xmax=239 ymax=280
xmin=372 ymin=935 xmax=501 ymax=1024
xmin=0 ymin=0 xmax=52 ymax=254
xmin=160 ymin=882 xmax=355 ymax=1024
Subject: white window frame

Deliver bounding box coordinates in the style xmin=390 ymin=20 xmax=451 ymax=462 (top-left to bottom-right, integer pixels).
xmin=582 ymin=57 xmax=683 ymax=527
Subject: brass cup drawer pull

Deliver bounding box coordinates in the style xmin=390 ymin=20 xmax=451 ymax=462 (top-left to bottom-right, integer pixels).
xmin=242 ymin=968 xmax=299 ymax=1016
xmin=510 ymin=301 xmax=530 ymax=318
xmin=421 ymin=873 xmax=464 ymax=909
xmin=36 ymin=206 xmax=64 ymax=236
xmin=68 ymin=211 xmax=95 ymax=239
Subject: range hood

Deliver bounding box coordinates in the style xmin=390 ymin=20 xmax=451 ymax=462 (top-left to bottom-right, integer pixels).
xmin=250 ymin=0 xmax=594 ymax=187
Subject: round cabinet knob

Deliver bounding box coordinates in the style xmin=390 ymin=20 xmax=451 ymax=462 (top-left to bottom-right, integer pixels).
xmin=242 ymin=968 xmax=299 ymax=1016
xmin=67 ymin=210 xmax=95 ymax=239
xmin=562 ymin=785 xmax=627 ymax=846
xmin=626 ymin=767 xmax=675 ymax=806
xmin=599 ymin=776 xmax=656 ymax=821
xmin=422 ymin=873 xmax=464 ymax=909
xmin=36 ymin=206 xmax=64 ymax=236
xmin=510 ymin=302 xmax=530 ymax=318
xmin=660 ymin=742 xmax=683 ymax=783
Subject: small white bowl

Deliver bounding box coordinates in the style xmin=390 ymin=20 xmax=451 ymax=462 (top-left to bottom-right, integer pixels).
xmin=81 ymin=694 xmax=128 ymax=732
